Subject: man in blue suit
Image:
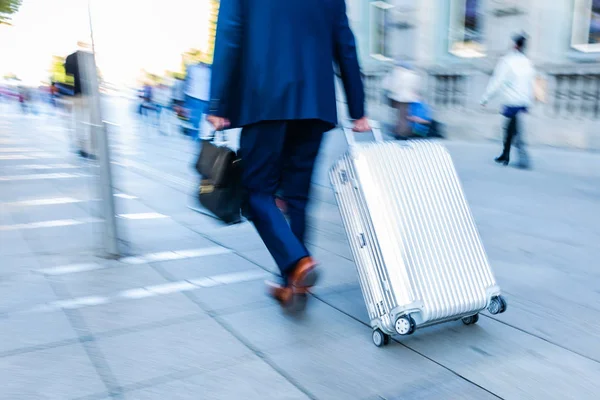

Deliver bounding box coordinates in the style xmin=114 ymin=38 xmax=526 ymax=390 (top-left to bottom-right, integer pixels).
xmin=207 ymin=0 xmax=369 ymax=309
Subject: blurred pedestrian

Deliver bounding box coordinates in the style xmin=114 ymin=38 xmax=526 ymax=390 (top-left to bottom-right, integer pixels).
xmin=50 ymin=82 xmax=59 ymax=108
xmin=154 ymin=83 xmax=173 ymax=135
xmin=383 ymin=61 xmax=421 ymax=139
xmin=171 ymin=76 xmax=185 ymax=107
xmin=481 ymin=33 xmax=535 ymax=169
xmin=18 ymin=86 xmax=29 ymax=114
xmin=406 ymin=92 xmax=432 ymax=137
xmin=65 ymin=42 xmax=96 ymax=159
xmin=184 ymin=62 xmax=211 ymax=140
xmin=207 ymin=0 xmax=369 ymax=309
xmin=140 ymin=82 xmax=154 ymax=120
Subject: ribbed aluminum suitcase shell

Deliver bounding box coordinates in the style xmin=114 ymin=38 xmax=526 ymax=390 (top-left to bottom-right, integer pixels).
xmin=330 ymin=130 xmax=502 ymax=340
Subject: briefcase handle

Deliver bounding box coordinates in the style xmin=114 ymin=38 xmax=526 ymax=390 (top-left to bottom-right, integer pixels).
xmin=342 ymin=120 xmax=383 ymax=147
xmin=206 ymin=130 xmax=228 ymax=145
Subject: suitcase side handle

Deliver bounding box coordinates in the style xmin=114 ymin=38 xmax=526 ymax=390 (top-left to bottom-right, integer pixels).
xmin=342 ymin=120 xmax=384 ymax=147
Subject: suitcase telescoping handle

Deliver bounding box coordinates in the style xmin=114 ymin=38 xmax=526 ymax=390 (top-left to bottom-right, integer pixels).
xmin=342 ymin=120 xmax=384 ymax=147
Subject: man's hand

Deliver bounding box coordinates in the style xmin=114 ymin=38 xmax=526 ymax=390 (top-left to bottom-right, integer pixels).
xmin=352 ymin=117 xmax=371 ymax=132
xmin=207 ymin=115 xmax=231 ymax=131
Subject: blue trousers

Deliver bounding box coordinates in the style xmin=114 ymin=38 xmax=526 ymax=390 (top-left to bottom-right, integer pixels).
xmin=239 ymin=120 xmax=330 ymax=280
xmin=184 ymin=95 xmax=207 ymax=138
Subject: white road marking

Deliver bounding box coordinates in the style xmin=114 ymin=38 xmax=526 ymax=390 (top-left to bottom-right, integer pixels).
xmin=210 ymin=270 xmax=269 ymax=285
xmin=117 ymin=212 xmax=168 ymax=220
xmin=114 ymin=193 xmax=137 ymax=199
xmin=0 ymin=147 xmax=39 ymax=153
xmin=143 ymin=251 xmax=185 ymax=262
xmin=2 ymin=197 xmax=83 ymax=207
xmin=28 ymin=152 xmax=62 ymax=159
xmin=173 ymin=247 xmax=231 ymax=258
xmin=23 ymin=269 xmax=271 ymax=313
xmin=117 ymin=288 xmax=156 ymax=300
xmin=0 ymin=155 xmax=35 ymax=160
xmin=146 ymin=281 xmax=197 ymax=295
xmin=0 ymin=213 xmax=166 ymax=232
xmin=0 ymin=219 xmax=83 ymax=231
xmin=188 ymin=277 xmax=219 ymax=288
xmin=1 ymin=194 xmax=137 ymax=208
xmin=119 ymin=246 xmax=232 ymax=266
xmin=0 ymin=217 xmax=102 ymax=231
xmin=0 ymin=172 xmax=90 ymax=181
xmin=9 ymin=163 xmax=80 ymax=170
xmin=36 ymin=246 xmax=232 ymax=276
xmin=38 ymin=263 xmax=103 ymax=276
xmin=51 ymin=296 xmax=110 ymax=309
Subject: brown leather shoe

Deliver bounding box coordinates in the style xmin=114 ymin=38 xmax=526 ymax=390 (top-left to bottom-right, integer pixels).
xmin=289 ymin=257 xmax=319 ymax=290
xmin=266 ymin=281 xmax=310 ymax=312
xmin=265 ymin=281 xmax=293 ymax=307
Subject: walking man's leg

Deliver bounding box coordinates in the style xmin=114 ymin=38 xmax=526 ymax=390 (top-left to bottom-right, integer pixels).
xmin=279 ymin=120 xmax=328 ymax=245
xmin=239 ymin=121 xmax=319 ymax=308
xmin=514 ymin=113 xmax=531 ymax=169
xmin=496 ymin=115 xmax=517 ymax=165
xmin=188 ymin=97 xmax=202 ymax=140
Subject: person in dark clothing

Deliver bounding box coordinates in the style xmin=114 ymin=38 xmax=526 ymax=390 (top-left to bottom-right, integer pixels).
xmin=64 ymin=43 xmax=96 ymax=159
xmin=207 ymin=0 xmax=369 ymax=309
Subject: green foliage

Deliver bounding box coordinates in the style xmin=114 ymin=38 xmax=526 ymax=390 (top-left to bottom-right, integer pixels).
xmin=3 ymin=72 xmax=19 ymax=80
xmin=0 ymin=0 xmax=22 ymax=25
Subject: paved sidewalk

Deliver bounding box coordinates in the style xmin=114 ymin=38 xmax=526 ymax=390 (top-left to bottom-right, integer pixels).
xmin=1 ymin=101 xmax=600 ymax=399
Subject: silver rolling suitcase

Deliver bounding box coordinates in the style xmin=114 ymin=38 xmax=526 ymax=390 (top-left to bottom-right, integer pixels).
xmin=330 ymin=124 xmax=507 ymax=347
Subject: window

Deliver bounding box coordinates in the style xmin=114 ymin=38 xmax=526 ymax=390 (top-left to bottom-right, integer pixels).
xmin=370 ymin=1 xmax=394 ymax=61
xmin=572 ymin=0 xmax=600 ymax=52
xmin=448 ymin=0 xmax=485 ymax=58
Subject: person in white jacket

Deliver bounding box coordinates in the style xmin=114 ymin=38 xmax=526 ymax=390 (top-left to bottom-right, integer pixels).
xmin=481 ymin=34 xmax=535 ymax=169
xmin=383 ymin=61 xmax=421 ymax=138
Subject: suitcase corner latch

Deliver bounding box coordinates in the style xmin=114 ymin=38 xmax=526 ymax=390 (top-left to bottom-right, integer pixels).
xmin=340 ymin=170 xmax=348 ymax=184
xmin=358 ymin=233 xmax=367 ymax=248
xmin=376 ymin=301 xmax=385 ymax=316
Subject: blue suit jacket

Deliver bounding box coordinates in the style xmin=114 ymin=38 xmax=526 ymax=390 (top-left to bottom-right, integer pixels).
xmin=208 ymin=0 xmax=365 ymax=128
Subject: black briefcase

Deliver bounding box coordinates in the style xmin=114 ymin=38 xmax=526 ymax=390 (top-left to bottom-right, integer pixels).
xmin=194 ymin=134 xmax=244 ymax=224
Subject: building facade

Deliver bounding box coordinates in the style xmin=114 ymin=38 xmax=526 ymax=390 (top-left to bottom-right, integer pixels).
xmin=345 ymin=0 xmax=600 ymax=150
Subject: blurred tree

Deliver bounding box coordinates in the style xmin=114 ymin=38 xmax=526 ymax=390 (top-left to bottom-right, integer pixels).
xmin=177 ymin=48 xmax=204 ymax=78
xmin=0 ymin=0 xmax=22 ymax=25
xmin=146 ymin=72 xmax=161 ymax=85
xmin=205 ymin=0 xmax=219 ymax=64
xmin=49 ymin=55 xmax=71 ymax=85
xmin=166 ymin=70 xmax=184 ymax=80
xmin=138 ymin=69 xmax=163 ymax=85
xmin=3 ymin=72 xmax=19 ymax=81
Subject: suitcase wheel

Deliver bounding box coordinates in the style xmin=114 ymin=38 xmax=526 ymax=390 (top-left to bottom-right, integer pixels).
xmin=487 ymin=295 xmax=508 ymax=315
xmin=372 ymin=329 xmax=390 ymax=347
xmin=461 ymin=314 xmax=479 ymax=325
xmin=394 ymin=315 xmax=416 ymax=336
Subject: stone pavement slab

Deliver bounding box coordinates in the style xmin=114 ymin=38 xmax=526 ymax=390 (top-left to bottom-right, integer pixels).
xmin=95 ymin=318 xmax=254 ymax=388
xmin=0 ymin=253 xmax=42 ymax=277
xmin=265 ymin=333 xmax=498 ymax=400
xmin=150 ymin=253 xmax=259 ymax=282
xmin=401 ymin=317 xmax=600 ymax=400
xmin=0 ymin=273 xmax=58 ymax=313
xmin=50 ymin=264 xmax=170 ymax=299
xmin=185 ymin=278 xmax=272 ymax=313
xmin=114 ymin=359 xmax=310 ymax=400
xmin=76 ymin=293 xmax=203 ymax=335
xmin=0 ymin=310 xmax=78 ymax=355
xmin=0 ymin=343 xmax=106 ymax=400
